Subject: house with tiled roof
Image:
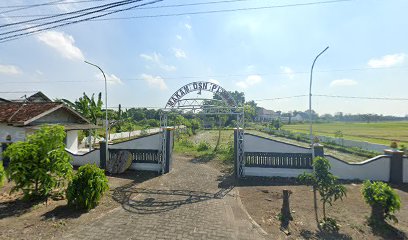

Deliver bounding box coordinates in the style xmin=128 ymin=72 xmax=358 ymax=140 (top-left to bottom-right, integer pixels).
xmin=0 ymin=99 xmax=99 ymax=162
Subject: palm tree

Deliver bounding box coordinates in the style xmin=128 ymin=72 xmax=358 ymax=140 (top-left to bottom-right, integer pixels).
xmin=62 ymin=92 xmax=103 ymax=149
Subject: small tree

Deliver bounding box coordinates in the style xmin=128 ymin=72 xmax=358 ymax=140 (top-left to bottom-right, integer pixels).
xmin=190 ymin=119 xmax=200 ymax=135
xmin=67 ymin=164 xmax=109 ymax=211
xmin=362 ymin=181 xmax=401 ymax=224
xmin=3 ymin=125 xmax=73 ymax=200
xmin=0 ymin=162 xmax=5 ymax=187
xmin=334 ymin=130 xmax=344 ymax=146
xmin=298 ymin=157 xmax=347 ymax=231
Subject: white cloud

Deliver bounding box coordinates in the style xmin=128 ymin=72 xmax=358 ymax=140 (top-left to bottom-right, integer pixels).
xmin=246 ymin=65 xmax=256 ymax=72
xmin=330 ymin=79 xmax=358 ymax=87
xmin=280 ymin=66 xmax=295 ymax=79
xmin=0 ymin=64 xmax=21 ymax=75
xmin=139 ymin=52 xmax=176 ymax=72
xmin=236 ymin=75 xmax=262 ymax=89
xmin=368 ymin=53 xmax=406 ymax=68
xmin=97 ymin=73 xmax=123 ymax=85
xmin=56 ymin=0 xmax=77 ymax=12
xmin=176 ymin=35 xmax=182 ymax=40
xmin=208 ymin=78 xmax=220 ymax=85
xmin=37 ymin=31 xmax=84 ymax=60
xmin=185 ymin=23 xmax=192 ymax=30
xmin=173 ymin=48 xmax=187 ymax=59
xmin=141 ymin=74 xmax=167 ymax=90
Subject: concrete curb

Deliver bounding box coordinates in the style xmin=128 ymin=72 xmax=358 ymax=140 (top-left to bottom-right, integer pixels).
xmin=235 ymin=188 xmax=269 ymax=237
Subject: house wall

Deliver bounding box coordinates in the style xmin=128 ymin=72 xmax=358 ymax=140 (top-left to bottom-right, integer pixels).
xmin=0 ymin=124 xmax=26 ymax=161
xmin=66 ymin=130 xmax=78 ymax=153
xmin=325 ymin=155 xmax=390 ymax=182
xmin=244 ymin=133 xmax=310 ymax=153
xmin=0 ymin=124 xmax=26 ymax=142
xmin=32 ymin=108 xmax=83 ymax=124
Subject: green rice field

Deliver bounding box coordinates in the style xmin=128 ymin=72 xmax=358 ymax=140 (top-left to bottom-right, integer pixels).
xmin=282 ymin=121 xmax=408 ymax=146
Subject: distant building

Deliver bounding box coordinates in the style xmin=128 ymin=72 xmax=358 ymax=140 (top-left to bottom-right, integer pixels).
xmin=292 ymin=114 xmax=304 ymax=122
xmin=255 ymin=107 xmax=280 ymax=122
xmin=1 ymin=91 xmax=52 ymax=103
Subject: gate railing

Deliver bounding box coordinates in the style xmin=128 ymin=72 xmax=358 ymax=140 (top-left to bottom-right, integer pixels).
xmin=244 ymin=152 xmax=313 ymax=169
xmin=109 ymin=149 xmax=162 ymax=164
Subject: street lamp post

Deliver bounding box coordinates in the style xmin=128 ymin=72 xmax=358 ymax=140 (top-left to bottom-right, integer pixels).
xmin=84 ymin=60 xmax=108 ymax=168
xmin=309 ymin=46 xmax=329 ymax=158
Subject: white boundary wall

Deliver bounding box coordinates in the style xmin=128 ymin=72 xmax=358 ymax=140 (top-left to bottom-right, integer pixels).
xmin=244 ymin=133 xmax=310 ymax=153
xmin=325 ymin=155 xmax=390 ymax=182
xmin=68 ymin=133 xmax=162 ymax=171
xmin=404 ymin=157 xmax=408 ymax=183
xmin=109 ymin=133 xmax=161 ymax=150
xmin=245 ymin=167 xmax=312 ymax=178
xmin=243 ymin=133 xmax=399 ymax=182
xmin=67 ymin=149 xmax=100 ymax=167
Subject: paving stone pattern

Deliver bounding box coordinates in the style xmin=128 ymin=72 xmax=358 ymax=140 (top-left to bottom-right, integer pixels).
xmin=62 ymin=156 xmax=267 ymax=240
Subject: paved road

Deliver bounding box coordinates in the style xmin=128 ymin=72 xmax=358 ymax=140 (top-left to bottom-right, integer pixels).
xmin=62 ymin=155 xmax=267 ymax=240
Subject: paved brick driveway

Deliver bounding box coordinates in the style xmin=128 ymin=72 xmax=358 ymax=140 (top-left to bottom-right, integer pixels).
xmin=62 ymin=155 xmax=267 ymax=240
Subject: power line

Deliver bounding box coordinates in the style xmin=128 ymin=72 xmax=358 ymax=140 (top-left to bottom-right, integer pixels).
xmin=0 ymin=0 xmax=108 ymax=9
xmin=0 ymin=0 xmax=352 ymax=43
xmin=314 ymin=94 xmax=408 ymax=101
xmin=0 ymin=0 xmax=256 ymax=19
xmin=0 ymin=91 xmax=39 ymax=94
xmin=0 ymin=0 xmax=144 ymax=32
xmin=1 ymin=65 xmax=407 ymax=85
xmin=92 ymin=0 xmax=353 ymax=21
xmin=0 ymin=0 xmax=163 ymax=43
xmin=253 ymin=94 xmax=408 ymax=102
xmin=0 ymin=0 xmax=139 ymax=29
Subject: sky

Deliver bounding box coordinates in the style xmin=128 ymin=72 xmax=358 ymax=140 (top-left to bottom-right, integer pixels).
xmin=0 ymin=0 xmax=408 ymax=116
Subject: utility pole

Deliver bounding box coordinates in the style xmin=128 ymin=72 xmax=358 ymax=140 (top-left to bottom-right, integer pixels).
xmin=309 ymin=46 xmax=329 ymax=158
xmin=84 ymin=60 xmax=109 ymax=168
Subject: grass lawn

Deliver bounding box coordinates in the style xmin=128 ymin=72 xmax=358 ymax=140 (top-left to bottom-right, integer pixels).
xmin=173 ymin=130 xmax=235 ymax=169
xmin=282 ymin=121 xmax=408 ymax=146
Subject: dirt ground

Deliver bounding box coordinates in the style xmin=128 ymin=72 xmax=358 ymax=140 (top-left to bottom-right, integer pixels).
xmin=238 ymin=178 xmax=408 ymax=240
xmin=0 ymin=170 xmax=157 ymax=240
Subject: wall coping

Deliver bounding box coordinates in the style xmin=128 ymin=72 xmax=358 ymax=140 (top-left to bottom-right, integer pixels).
xmin=109 ymin=132 xmax=161 ymax=146
xmin=325 ymin=154 xmax=389 ymax=166
xmin=65 ymin=148 xmax=98 ymax=157
xmin=244 ymin=132 xmax=311 ymax=150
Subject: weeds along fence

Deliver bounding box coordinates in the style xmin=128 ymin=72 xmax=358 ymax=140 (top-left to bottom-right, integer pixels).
xmin=257 ymin=127 xmax=380 ymax=158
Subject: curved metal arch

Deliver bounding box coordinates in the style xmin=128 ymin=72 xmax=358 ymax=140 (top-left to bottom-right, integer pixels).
xmin=165 ymin=81 xmax=237 ymax=108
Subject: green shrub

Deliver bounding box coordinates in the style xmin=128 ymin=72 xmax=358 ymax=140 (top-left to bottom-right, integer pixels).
xmin=3 ymin=125 xmax=73 ymax=200
xmin=179 ymin=138 xmax=194 ymax=148
xmin=362 ymin=180 xmax=401 ymax=223
xmin=67 ymin=164 xmax=109 ymax=211
xmin=197 ymin=141 xmax=210 ymax=151
xmin=0 ymin=162 xmax=5 ymax=187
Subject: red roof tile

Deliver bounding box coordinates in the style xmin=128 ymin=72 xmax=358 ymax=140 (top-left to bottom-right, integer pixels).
xmin=0 ymin=102 xmax=61 ymax=124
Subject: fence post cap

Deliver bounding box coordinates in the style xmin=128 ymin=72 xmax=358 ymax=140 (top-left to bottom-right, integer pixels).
xmin=384 ymin=149 xmax=404 ymax=155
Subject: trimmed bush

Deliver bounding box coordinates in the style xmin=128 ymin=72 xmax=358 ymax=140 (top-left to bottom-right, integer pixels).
xmin=0 ymin=162 xmax=5 ymax=187
xmin=67 ymin=164 xmax=109 ymax=211
xmin=362 ymin=180 xmax=401 ymax=223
